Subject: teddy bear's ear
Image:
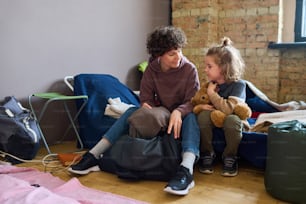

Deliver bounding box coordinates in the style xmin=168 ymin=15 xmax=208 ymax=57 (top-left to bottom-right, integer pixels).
xmin=203 ymin=81 xmax=209 ymax=88
xmin=200 ymin=83 xmax=206 ymax=89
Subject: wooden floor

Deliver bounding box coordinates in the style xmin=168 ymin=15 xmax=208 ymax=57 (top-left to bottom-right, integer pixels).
xmin=17 ymin=141 xmax=288 ymax=204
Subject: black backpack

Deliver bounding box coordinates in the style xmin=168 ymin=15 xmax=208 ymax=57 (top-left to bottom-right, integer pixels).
xmin=0 ymin=96 xmax=41 ymax=163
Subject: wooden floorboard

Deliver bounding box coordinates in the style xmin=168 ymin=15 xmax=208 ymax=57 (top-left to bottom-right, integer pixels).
xmin=16 ymin=141 xmax=288 ymax=204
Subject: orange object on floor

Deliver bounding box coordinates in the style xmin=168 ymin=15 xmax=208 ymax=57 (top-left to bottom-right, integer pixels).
xmin=57 ymin=153 xmax=82 ymax=166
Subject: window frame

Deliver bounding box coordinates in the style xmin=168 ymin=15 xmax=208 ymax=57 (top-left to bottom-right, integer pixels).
xmin=295 ymin=0 xmax=306 ymax=42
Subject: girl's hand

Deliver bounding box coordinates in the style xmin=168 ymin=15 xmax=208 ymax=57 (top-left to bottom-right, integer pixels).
xmin=198 ymin=104 xmax=215 ymax=111
xmin=167 ymin=109 xmax=182 ymax=139
xmin=207 ymin=82 xmax=218 ymax=95
xmin=142 ymin=102 xmax=152 ymax=109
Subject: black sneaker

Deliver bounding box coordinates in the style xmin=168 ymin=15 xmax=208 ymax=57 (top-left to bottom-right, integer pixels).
xmin=68 ymin=152 xmax=100 ymax=175
xmin=221 ymin=156 xmax=238 ymax=177
xmin=198 ymin=152 xmax=216 ymax=174
xmin=164 ymin=165 xmax=194 ymax=196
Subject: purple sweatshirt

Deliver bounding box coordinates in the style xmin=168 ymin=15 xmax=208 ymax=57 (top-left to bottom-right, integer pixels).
xmin=139 ymin=56 xmax=200 ymax=117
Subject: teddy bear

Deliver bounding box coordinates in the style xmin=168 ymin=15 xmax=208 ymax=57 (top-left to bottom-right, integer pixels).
xmin=191 ymin=82 xmax=252 ymax=128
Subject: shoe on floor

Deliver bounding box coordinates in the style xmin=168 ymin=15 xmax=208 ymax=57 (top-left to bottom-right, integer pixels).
xmin=221 ymin=156 xmax=238 ymax=177
xmin=164 ymin=165 xmax=194 ymax=196
xmin=198 ymin=152 xmax=216 ymax=174
xmin=68 ymin=152 xmax=100 ymax=175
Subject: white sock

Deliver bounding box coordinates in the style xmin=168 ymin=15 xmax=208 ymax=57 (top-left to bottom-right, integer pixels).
xmin=89 ymin=138 xmax=111 ymax=159
xmin=180 ymin=152 xmax=196 ymax=175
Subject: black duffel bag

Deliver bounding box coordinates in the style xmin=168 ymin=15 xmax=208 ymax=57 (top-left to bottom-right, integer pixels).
xmin=98 ymin=132 xmax=182 ymax=181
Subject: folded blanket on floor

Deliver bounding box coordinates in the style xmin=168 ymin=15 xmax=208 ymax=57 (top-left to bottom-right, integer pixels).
xmin=0 ymin=165 xmax=148 ymax=204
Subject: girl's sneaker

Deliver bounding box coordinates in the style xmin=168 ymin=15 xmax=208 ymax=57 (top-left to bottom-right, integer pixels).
xmin=198 ymin=152 xmax=216 ymax=174
xmin=221 ymin=156 xmax=238 ymax=177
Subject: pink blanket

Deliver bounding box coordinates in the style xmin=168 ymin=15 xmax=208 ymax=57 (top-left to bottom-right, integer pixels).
xmin=0 ymin=165 xmax=147 ymax=204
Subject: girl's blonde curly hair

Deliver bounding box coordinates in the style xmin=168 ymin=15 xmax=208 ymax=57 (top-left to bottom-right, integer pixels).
xmin=206 ymin=37 xmax=245 ymax=82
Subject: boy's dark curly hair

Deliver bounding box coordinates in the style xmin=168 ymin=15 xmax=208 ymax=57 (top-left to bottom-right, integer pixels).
xmin=146 ymin=26 xmax=187 ymax=58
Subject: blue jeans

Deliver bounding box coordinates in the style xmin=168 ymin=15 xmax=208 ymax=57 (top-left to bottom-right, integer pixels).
xmin=104 ymin=106 xmax=138 ymax=143
xmin=104 ymin=107 xmax=200 ymax=157
xmin=180 ymin=113 xmax=200 ymax=157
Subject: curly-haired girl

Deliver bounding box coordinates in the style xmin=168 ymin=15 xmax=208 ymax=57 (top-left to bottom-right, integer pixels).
xmin=197 ymin=37 xmax=247 ymax=177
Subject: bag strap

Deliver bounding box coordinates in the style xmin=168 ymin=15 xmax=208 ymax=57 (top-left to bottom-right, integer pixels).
xmin=22 ymin=116 xmax=39 ymax=143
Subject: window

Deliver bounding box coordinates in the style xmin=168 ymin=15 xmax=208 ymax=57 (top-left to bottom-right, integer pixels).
xmin=295 ymin=0 xmax=306 ymax=42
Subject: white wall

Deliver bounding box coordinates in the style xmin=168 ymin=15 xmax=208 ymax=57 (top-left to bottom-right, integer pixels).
xmin=0 ymin=0 xmax=170 ymax=99
xmin=0 ymin=0 xmax=170 ymax=144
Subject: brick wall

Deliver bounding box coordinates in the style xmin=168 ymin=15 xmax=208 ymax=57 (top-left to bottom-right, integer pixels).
xmin=279 ymin=48 xmax=306 ymax=102
xmin=172 ymin=0 xmax=306 ymax=103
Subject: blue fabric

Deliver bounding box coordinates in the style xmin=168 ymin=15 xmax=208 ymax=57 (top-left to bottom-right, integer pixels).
xmin=245 ymin=83 xmax=278 ymax=113
xmin=74 ymin=74 xmax=140 ymax=148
